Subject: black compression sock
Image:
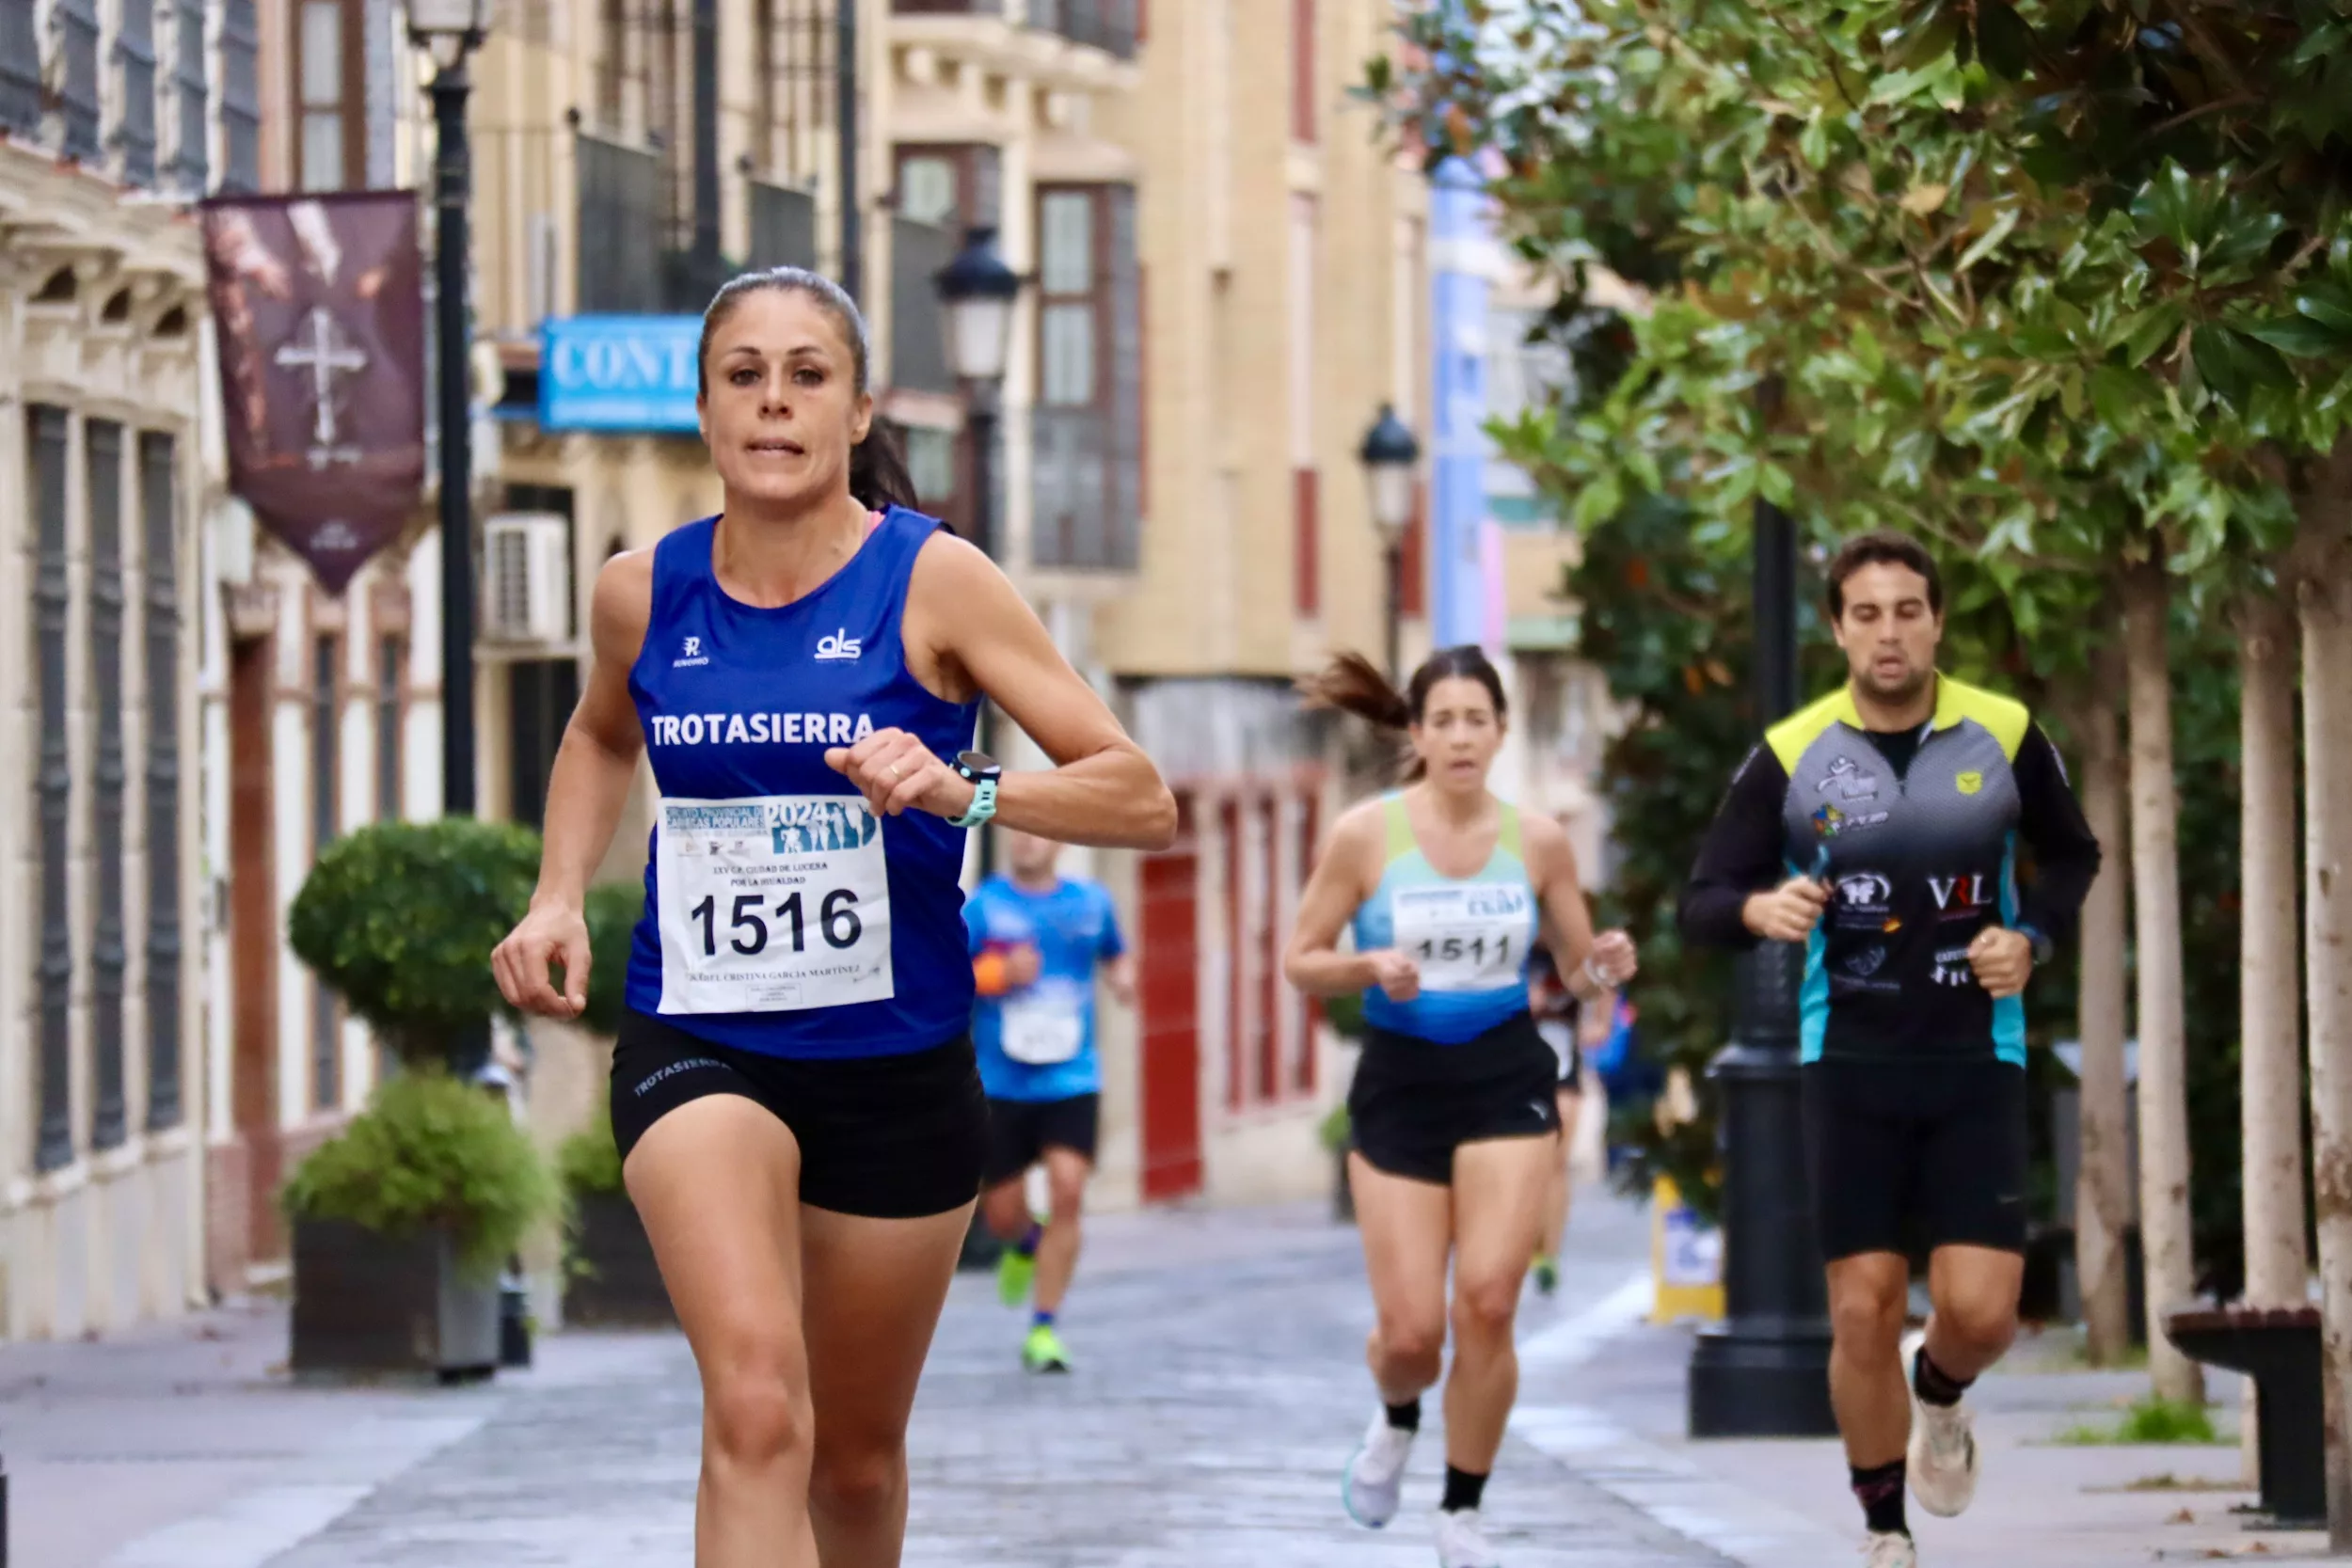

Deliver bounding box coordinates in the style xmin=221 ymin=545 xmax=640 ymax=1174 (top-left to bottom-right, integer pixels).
xmin=1383 ymin=1398 xmax=1421 ymax=1433
xmin=1913 ymin=1344 xmax=1974 ymax=1408
xmin=1851 ymin=1459 xmax=1908 ymax=1536
xmin=1440 ymin=1465 xmax=1488 ymax=1514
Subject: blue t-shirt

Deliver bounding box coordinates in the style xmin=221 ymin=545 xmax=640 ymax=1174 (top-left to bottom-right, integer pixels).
xmin=966 ymin=875 xmax=1124 ymax=1101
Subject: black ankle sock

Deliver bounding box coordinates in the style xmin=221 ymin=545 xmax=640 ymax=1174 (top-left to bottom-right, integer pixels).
xmin=1383 ymin=1398 xmax=1421 ymax=1433
xmin=1851 ymin=1459 xmax=1908 ymax=1536
xmin=1440 ymin=1465 xmax=1488 ymax=1514
xmin=1913 ymin=1344 xmax=1973 ymax=1408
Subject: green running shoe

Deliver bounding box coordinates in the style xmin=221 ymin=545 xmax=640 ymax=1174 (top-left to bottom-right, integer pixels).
xmin=1023 ymin=1323 xmax=1071 ymax=1373
xmin=996 ymin=1242 xmax=1037 ymax=1307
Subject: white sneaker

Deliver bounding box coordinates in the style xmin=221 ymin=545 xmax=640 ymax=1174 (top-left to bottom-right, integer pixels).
xmin=1863 ymin=1529 xmax=1917 ymax=1567
xmin=1436 ymin=1507 xmax=1502 ymax=1568
xmin=1341 ymin=1413 xmax=1415 ymax=1528
xmin=1903 ymin=1329 xmax=1979 ymax=1517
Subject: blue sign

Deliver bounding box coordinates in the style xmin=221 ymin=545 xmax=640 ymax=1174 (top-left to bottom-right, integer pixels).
xmin=540 ymin=315 xmax=703 ymax=433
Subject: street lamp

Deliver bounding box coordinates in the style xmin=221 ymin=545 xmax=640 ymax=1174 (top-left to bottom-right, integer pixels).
xmin=1359 ymin=403 xmax=1421 ymax=682
xmin=408 ymin=0 xmax=491 ymax=823
xmin=410 ymin=0 xmax=491 ymax=1083
xmin=935 ymin=225 xmax=1025 ymax=877
xmin=1686 ymin=393 xmax=1838 ymax=1439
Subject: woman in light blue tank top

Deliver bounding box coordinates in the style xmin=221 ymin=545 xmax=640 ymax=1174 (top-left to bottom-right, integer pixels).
xmin=1285 ymin=646 xmax=1638 ymax=1565
xmin=491 ymin=268 xmax=1173 ymax=1568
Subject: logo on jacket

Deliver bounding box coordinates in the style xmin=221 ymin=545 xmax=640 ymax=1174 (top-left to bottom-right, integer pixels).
xmin=674 ymin=635 xmax=711 ymax=669
xmin=815 ymin=628 xmax=863 ymax=662
xmin=1812 ymin=802 xmax=1890 ymax=838
xmin=1931 ymin=874 xmax=1995 ymax=919
xmin=1956 ymin=770 xmax=1984 ymax=795
xmin=1931 ymin=945 xmax=1978 ymax=987
xmin=1843 ymin=945 xmax=1889 ymax=978
xmin=1833 ymin=871 xmax=1900 ymax=932
xmin=1816 ymin=756 xmax=1882 ymax=801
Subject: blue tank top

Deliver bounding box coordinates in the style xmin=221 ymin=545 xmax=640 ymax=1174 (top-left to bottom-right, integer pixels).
xmin=621 ymin=508 xmax=980 ymax=1059
xmin=1350 ymin=793 xmax=1539 ymax=1045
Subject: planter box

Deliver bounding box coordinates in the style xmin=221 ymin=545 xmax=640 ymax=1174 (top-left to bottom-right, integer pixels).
xmin=563 ymin=1191 xmax=676 ymax=1327
xmin=290 ymin=1217 xmax=501 ymax=1382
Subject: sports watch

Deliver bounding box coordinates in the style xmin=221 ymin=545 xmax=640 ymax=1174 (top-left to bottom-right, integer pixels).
xmin=949 ymin=750 xmax=1002 ymax=830
xmin=2014 ymin=922 xmax=2054 ymax=966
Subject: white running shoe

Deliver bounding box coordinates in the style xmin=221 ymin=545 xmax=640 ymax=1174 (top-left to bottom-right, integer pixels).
xmin=1436 ymin=1507 xmax=1502 ymax=1568
xmin=1341 ymin=1413 xmax=1415 ymax=1528
xmin=1903 ymin=1329 xmax=1979 ymax=1517
xmin=1862 ymin=1529 xmax=1917 ymax=1567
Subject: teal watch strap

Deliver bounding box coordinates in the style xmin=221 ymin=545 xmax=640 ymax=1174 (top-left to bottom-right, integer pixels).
xmin=950 ymin=776 xmax=999 ymax=830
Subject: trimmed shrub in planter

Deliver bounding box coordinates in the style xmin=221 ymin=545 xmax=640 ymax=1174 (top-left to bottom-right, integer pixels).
xmin=284 ymin=1069 xmax=558 ymax=1379
xmin=558 ymin=1103 xmax=675 ymax=1327
xmin=287 ymin=818 xmax=543 ymax=1067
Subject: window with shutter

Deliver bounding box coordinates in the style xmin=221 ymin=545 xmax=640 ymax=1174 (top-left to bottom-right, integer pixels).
xmin=115 ymin=0 xmax=161 ymax=185
xmin=30 ymin=407 xmax=75 ymax=1172
xmin=141 ymin=433 xmax=185 ymax=1131
xmin=57 ymin=0 xmax=105 ymax=161
xmin=89 ymin=421 xmax=130 ymax=1150
xmin=219 ymin=0 xmax=262 ymax=192
xmin=164 ymin=0 xmax=210 ymax=191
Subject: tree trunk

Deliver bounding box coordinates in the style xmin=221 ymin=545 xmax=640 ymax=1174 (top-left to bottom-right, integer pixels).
xmin=2237 ymin=588 xmax=2305 ymax=1489
xmin=2121 ymin=555 xmax=2202 ymax=1406
xmin=2072 ymin=645 xmax=2135 ymax=1367
xmin=2300 ymin=515 xmax=2352 ymax=1547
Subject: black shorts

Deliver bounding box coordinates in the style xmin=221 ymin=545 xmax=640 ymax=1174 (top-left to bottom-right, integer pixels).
xmin=1348 ymin=1012 xmax=1563 ymax=1186
xmin=1802 ymin=1057 xmax=2029 ymax=1261
xmin=610 ymin=1010 xmax=988 ymax=1219
xmin=981 ymin=1093 xmax=1100 ymax=1187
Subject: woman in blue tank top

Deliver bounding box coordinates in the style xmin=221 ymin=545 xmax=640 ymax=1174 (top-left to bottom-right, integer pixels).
xmin=491 ymin=268 xmax=1174 ymax=1568
xmin=1284 ymin=646 xmax=1637 ymax=1568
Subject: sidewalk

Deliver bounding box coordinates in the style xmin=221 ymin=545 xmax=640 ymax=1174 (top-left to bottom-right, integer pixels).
xmin=0 ymin=1189 xmax=2330 ymax=1566
xmin=1518 ymin=1277 xmax=2328 ymax=1567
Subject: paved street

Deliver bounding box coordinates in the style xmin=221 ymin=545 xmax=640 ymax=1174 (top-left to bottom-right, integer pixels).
xmin=3 ymin=1192 xmax=2335 ymax=1567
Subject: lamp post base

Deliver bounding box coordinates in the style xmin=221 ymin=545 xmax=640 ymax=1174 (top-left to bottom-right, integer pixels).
xmin=1688 ymin=1321 xmax=1837 ymax=1438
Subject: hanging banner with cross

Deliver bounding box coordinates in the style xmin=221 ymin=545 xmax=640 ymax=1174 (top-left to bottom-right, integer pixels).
xmin=200 ymin=191 xmax=426 ymax=594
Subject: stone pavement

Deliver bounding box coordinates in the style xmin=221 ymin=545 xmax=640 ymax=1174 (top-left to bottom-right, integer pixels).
xmin=1 ymin=1189 xmax=2328 ymax=1567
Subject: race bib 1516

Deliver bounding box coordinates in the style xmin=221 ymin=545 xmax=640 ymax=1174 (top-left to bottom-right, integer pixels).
xmin=656 ymin=794 xmax=894 ymax=1014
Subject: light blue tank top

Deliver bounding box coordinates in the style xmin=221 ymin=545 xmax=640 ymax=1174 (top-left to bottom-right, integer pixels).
xmin=621 ymin=509 xmax=981 ymax=1059
xmin=1351 ymin=794 xmax=1540 ymax=1045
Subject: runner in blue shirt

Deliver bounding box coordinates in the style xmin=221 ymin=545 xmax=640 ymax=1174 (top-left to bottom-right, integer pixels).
xmin=968 ymin=829 xmax=1135 ymax=1372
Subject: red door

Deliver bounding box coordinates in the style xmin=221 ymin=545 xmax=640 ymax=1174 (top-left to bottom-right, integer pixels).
xmin=1139 ymin=798 xmax=1202 ymax=1201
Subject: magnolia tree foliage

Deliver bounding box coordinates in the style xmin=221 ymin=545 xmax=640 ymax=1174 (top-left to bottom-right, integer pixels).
xmin=1370 ymin=0 xmax=2352 ymax=611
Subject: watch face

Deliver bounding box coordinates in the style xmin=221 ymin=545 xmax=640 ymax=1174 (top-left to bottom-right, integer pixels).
xmin=957 ymin=751 xmax=1000 ymax=776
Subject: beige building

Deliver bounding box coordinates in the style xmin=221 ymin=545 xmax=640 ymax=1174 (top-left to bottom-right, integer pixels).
xmin=1 ymin=7 xmax=215 ymax=1337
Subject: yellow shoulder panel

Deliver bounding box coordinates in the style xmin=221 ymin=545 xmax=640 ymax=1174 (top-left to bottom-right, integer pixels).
xmin=1766 ymin=687 xmax=1859 ymax=774
xmin=1933 ymin=674 xmax=2030 ymax=759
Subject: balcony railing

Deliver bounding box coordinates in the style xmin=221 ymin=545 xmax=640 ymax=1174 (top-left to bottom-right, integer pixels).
xmin=890 ymin=213 xmax=956 ymax=395
xmin=747 ymin=180 xmax=818 ymax=274
xmin=1031 ymin=405 xmax=1138 ymax=570
xmin=891 ymin=0 xmax=1136 ymax=60
xmin=576 ymin=134 xmax=668 ymax=315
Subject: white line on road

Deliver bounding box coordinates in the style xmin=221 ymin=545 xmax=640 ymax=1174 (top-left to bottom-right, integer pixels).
xmin=1512 ymin=1404 xmax=1853 ymax=1568
xmin=1518 ymin=1270 xmax=1654 ymax=1368
xmin=99 ymin=1413 xmax=490 ymax=1568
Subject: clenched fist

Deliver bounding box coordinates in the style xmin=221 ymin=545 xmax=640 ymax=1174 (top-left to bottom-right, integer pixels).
xmin=1742 ymin=876 xmax=1830 ymax=945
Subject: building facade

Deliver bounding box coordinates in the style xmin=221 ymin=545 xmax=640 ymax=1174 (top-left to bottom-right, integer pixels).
xmin=1082 ymin=0 xmax=1433 ymax=1210
xmin=1 ymin=0 xmax=221 ymax=1336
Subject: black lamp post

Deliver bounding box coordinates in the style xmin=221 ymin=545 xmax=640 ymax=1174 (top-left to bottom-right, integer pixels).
xmin=408 ymin=0 xmax=491 ymax=820
xmin=1686 ymin=469 xmax=1839 ymax=1438
xmin=1358 ymin=404 xmax=1422 ymax=683
xmin=935 ymin=225 xmax=1025 ymax=878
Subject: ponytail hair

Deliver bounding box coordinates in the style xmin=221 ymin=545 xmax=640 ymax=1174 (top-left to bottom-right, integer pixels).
xmin=851 ymin=418 xmax=921 ymax=513
xmin=1299 ymin=644 xmax=1509 ymax=782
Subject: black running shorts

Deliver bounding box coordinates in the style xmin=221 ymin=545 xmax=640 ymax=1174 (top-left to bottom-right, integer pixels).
xmin=981 ymin=1093 xmax=1101 ymax=1187
xmin=1347 ymin=1012 xmax=1563 ymax=1186
xmin=1801 ymin=1057 xmax=2029 ymax=1262
xmin=609 ymin=1009 xmax=988 ymax=1219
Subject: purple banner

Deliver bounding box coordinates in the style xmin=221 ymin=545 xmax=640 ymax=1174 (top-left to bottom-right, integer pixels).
xmin=201 ymin=192 xmax=426 ymax=594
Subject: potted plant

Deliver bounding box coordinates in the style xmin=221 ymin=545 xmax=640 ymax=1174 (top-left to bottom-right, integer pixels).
xmin=282 ymin=1068 xmax=557 ymax=1380
xmin=555 ymin=880 xmax=677 ymax=1326
xmin=283 ymin=818 xmax=555 ymax=1380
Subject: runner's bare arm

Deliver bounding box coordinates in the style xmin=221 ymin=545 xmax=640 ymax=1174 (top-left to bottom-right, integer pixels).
xmin=1283 ymin=804 xmax=1391 ymax=998
xmin=1527 ymin=816 xmax=1634 ymax=998
xmin=848 ymin=531 xmax=1176 ymax=849
xmin=492 ymin=551 xmax=651 ymax=1018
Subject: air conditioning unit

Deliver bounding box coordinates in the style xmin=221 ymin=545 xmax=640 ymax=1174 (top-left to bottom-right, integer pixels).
xmin=481 ymin=512 xmax=572 ymax=644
